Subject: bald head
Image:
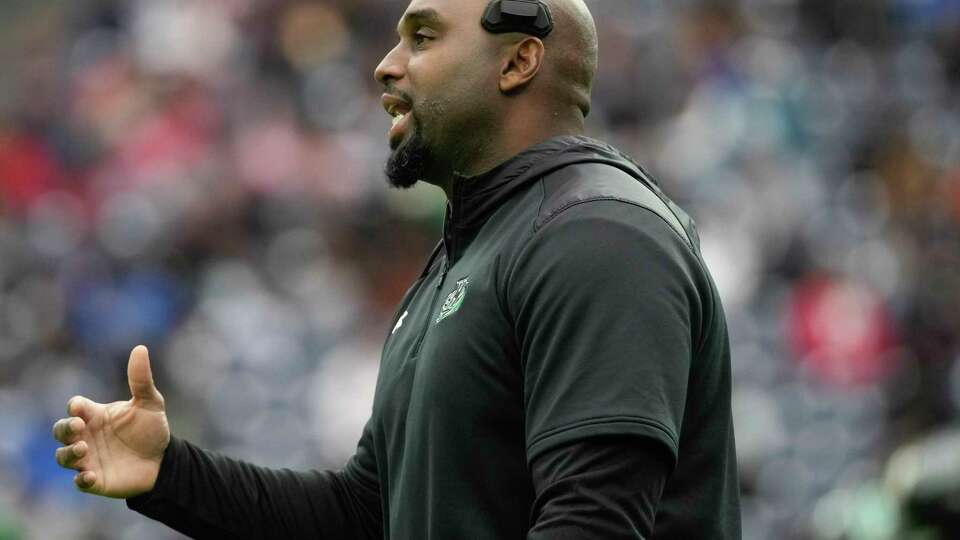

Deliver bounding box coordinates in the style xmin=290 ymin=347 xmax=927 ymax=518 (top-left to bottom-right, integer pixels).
xmin=540 ymin=0 xmax=598 ymax=119
xmin=486 ymin=0 xmax=598 ymax=120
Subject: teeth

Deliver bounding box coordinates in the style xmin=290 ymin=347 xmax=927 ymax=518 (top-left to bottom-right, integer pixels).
xmin=392 ymin=112 xmax=404 ymax=127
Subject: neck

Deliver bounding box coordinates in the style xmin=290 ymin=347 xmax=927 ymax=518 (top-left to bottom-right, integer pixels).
xmin=427 ymin=112 xmax=585 ymax=200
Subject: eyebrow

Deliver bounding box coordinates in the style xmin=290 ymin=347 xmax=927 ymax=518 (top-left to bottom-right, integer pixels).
xmin=396 ymin=8 xmax=445 ymax=35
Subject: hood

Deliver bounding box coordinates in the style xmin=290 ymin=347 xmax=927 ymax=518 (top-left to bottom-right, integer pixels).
xmin=446 ymin=135 xmax=653 ymax=231
xmin=448 ymin=135 xmax=655 ymax=232
xmin=420 ymin=135 xmax=661 ymax=269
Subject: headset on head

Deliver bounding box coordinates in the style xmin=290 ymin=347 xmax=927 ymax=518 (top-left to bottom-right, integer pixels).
xmin=481 ymin=0 xmax=554 ymax=38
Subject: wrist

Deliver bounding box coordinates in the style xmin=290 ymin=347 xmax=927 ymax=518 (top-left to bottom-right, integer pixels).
xmin=127 ymin=435 xmax=179 ymax=503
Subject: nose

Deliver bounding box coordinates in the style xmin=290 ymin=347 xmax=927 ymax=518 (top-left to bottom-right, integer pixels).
xmin=374 ymin=43 xmax=406 ymax=86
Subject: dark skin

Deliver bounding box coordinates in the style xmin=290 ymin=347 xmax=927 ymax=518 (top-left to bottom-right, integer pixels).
xmin=376 ymin=0 xmax=598 ymax=197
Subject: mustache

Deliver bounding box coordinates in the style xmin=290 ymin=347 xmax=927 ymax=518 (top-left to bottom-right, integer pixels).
xmin=384 ymin=85 xmax=414 ymax=106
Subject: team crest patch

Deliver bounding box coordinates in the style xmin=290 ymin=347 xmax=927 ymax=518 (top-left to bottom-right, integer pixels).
xmin=436 ymin=277 xmax=469 ymax=323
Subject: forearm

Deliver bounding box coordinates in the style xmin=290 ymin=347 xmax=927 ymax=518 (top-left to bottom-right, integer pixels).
xmin=127 ymin=436 xmax=381 ymax=540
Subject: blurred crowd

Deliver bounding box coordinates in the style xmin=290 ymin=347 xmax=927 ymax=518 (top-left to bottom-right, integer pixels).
xmin=0 ymin=0 xmax=957 ymax=538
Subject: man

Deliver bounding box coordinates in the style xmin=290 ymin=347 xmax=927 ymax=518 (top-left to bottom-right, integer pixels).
xmin=52 ymin=0 xmax=741 ymax=538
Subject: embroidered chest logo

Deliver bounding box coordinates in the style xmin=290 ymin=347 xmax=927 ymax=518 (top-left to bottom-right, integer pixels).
xmin=436 ymin=277 xmax=469 ymax=323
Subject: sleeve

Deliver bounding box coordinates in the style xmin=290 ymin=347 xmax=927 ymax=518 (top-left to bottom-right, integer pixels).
xmin=527 ymin=436 xmax=671 ymax=539
xmin=126 ymin=420 xmax=382 ymax=540
xmin=507 ymin=200 xmax=701 ymax=470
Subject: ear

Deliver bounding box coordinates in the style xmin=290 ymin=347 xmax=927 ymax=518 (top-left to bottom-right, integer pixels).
xmin=499 ymin=37 xmax=545 ymax=93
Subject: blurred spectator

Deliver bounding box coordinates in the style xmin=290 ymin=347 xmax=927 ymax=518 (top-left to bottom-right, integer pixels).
xmin=0 ymin=1 xmax=958 ymax=538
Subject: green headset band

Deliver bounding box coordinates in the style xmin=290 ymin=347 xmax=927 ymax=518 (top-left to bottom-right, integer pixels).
xmin=481 ymin=0 xmax=554 ymax=38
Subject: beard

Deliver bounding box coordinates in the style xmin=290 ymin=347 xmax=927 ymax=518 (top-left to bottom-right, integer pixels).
xmin=384 ymin=110 xmax=432 ymax=189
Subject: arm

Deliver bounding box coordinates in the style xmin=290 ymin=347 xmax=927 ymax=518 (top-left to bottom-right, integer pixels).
xmin=528 ymin=437 xmax=671 ymax=539
xmin=52 ymin=346 xmax=382 ymax=540
xmin=506 ymin=200 xmax=702 ymax=537
xmin=126 ymin=424 xmax=382 ymax=540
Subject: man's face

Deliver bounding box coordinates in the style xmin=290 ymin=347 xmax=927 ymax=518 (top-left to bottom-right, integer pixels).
xmin=375 ymin=0 xmax=498 ymax=188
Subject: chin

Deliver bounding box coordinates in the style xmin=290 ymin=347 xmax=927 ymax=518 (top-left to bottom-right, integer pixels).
xmin=385 ymin=130 xmax=431 ymax=189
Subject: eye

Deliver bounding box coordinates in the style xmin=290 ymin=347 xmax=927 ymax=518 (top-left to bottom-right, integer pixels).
xmin=412 ymin=32 xmax=434 ymax=48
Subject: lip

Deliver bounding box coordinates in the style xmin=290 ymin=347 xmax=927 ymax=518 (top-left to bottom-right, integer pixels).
xmin=388 ymin=110 xmax=412 ymax=148
xmin=381 ymin=93 xmax=411 ymax=117
xmin=382 ymin=93 xmax=413 ymax=147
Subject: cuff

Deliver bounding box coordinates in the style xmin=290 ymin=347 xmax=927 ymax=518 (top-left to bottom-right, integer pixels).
xmin=527 ymin=416 xmax=679 ymax=470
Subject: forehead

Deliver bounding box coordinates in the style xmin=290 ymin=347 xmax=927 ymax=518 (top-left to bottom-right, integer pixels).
xmin=398 ymin=0 xmax=488 ymax=29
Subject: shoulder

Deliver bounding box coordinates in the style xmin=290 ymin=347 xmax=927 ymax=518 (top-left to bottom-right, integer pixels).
xmin=505 ymin=161 xmax=705 ymax=292
xmin=534 ymin=161 xmax=697 ymax=253
xmin=500 ymin=162 xmax=717 ymax=354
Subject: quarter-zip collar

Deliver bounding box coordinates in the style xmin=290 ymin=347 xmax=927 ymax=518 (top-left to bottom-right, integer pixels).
xmin=440 ymin=135 xmax=655 ymax=265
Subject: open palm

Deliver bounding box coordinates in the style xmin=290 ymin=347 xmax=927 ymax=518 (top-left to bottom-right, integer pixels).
xmin=52 ymin=345 xmax=170 ymax=499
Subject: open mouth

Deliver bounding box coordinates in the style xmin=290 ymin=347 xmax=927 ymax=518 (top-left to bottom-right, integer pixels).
xmin=382 ymin=93 xmax=413 ymax=147
xmin=389 ymin=109 xmax=412 ymax=146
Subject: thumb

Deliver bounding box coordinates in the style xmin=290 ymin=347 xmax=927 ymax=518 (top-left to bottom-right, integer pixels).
xmin=128 ymin=345 xmax=163 ymax=409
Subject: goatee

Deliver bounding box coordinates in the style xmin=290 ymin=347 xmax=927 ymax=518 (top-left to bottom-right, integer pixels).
xmin=384 ymin=116 xmax=431 ymax=189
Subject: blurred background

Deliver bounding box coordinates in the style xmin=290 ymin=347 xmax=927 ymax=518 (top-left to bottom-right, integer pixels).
xmin=0 ymin=0 xmax=957 ymax=538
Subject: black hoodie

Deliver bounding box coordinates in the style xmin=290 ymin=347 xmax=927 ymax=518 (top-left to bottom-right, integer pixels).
xmin=128 ymin=135 xmax=741 ymax=539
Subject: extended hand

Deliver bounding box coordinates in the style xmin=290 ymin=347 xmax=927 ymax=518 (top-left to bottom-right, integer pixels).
xmin=52 ymin=345 xmax=171 ymax=498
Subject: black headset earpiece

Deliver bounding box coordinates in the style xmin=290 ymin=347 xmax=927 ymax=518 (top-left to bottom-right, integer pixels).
xmin=481 ymin=0 xmax=554 ymax=38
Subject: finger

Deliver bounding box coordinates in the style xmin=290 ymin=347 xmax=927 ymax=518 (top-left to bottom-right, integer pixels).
xmin=128 ymin=345 xmax=163 ymax=408
xmin=75 ymin=470 xmax=96 ymax=491
xmin=55 ymin=441 xmax=88 ymax=469
xmin=67 ymin=395 xmax=95 ymax=422
xmin=52 ymin=417 xmax=86 ymax=444
xmin=51 ymin=418 xmax=68 ymax=443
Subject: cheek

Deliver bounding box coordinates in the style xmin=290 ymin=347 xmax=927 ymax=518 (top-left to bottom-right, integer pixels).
xmin=407 ymin=44 xmax=500 ymax=136
xmin=410 ymin=44 xmax=496 ymax=100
